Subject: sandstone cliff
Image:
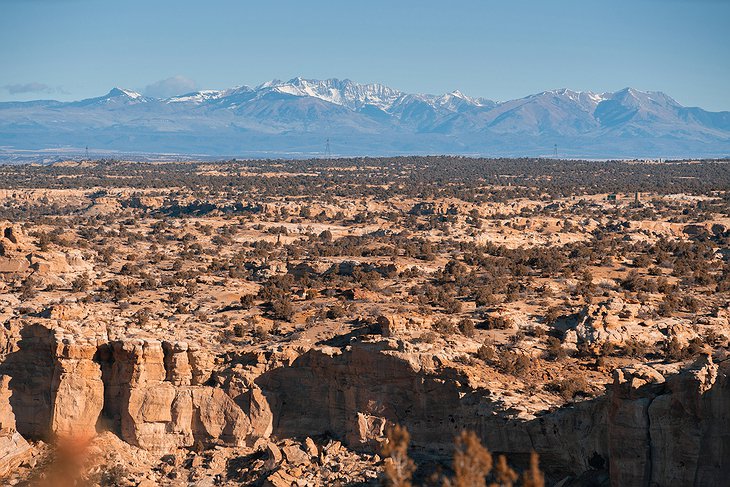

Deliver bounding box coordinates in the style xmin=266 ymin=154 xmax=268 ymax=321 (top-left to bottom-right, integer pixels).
xmin=0 ymin=323 xmax=268 ymax=452
xmin=0 ymin=321 xmax=728 ymax=485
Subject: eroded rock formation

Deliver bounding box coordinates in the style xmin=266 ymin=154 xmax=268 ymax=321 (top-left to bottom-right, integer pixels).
xmin=255 ymin=340 xmax=729 ymax=485
xmin=0 ymin=375 xmax=31 ymax=478
xmin=0 ymin=320 xmax=729 ymax=485
xmin=0 ymin=324 xmax=267 ymax=454
xmin=50 ymin=334 xmax=104 ymax=439
xmin=255 ymin=339 xmax=610 ymax=480
xmin=609 ymin=356 xmax=730 ymax=486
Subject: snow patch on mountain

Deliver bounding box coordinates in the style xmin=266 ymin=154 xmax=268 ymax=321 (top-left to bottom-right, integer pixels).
xmin=259 ymin=77 xmax=403 ymax=112
xmin=119 ymin=88 xmax=143 ymax=99
xmin=167 ymin=90 xmax=225 ymax=104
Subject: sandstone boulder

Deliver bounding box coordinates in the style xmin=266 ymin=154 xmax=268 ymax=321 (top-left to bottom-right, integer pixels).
xmin=0 ymin=376 xmax=16 ymax=431
xmin=304 ymin=437 xmax=319 ymax=458
xmin=263 ymin=469 xmax=297 ymax=487
xmin=42 ymin=302 xmax=88 ymax=322
xmin=29 ymin=253 xmax=70 ymax=275
xmin=281 ymin=444 xmax=309 ymax=466
xmin=0 ymin=257 xmax=28 ymax=274
xmin=263 ymin=441 xmax=282 ymax=470
xmin=0 ymin=430 xmax=31 ymax=478
xmin=377 ymin=314 xmax=412 ymax=337
xmin=0 ymin=375 xmax=31 ymax=478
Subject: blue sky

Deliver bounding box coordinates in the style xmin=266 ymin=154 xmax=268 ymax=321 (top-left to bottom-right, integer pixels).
xmin=1 ymin=0 xmax=729 ymax=110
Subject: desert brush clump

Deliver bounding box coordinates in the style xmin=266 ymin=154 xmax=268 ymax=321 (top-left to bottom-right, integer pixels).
xmin=382 ymin=424 xmax=416 ymax=487
xmin=382 ymin=425 xmax=544 ymax=487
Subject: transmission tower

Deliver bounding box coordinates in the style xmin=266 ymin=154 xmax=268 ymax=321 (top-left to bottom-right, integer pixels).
xmin=85 ymin=146 xmax=89 ymax=161
xmin=325 ymin=138 xmax=331 ymax=158
xmin=553 ymin=144 xmax=558 ymax=158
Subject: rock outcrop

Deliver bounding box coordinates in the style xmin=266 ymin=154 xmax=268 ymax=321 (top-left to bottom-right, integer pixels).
xmin=0 ymin=324 xmax=268 ymax=452
xmin=256 ymin=340 xmax=610 ymax=479
xmin=1 ymin=319 xmax=730 ymax=485
xmin=0 ymin=375 xmax=31 ymax=477
xmin=50 ymin=334 xmax=104 ymax=439
xmin=0 ymin=257 xmax=28 ymax=274
xmin=256 ymin=339 xmax=730 ymax=485
xmin=100 ymin=338 xmax=265 ymax=450
xmin=608 ymin=355 xmax=730 ymax=486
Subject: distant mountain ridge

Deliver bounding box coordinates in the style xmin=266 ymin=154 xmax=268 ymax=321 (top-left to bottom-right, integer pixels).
xmin=1 ymin=77 xmax=728 ymax=159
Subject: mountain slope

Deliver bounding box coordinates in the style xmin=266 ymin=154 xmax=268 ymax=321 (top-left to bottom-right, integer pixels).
xmin=0 ymin=77 xmax=728 ymax=158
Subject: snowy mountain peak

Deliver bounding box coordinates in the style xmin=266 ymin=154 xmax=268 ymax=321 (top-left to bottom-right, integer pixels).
xmin=248 ymin=77 xmax=501 ymax=113
xmin=108 ymin=88 xmax=144 ymax=100
xmin=522 ymin=88 xmax=610 ymax=111
xmin=537 ymin=88 xmax=588 ymax=99
xmin=71 ymin=87 xmax=150 ymax=106
xmin=609 ymin=87 xmax=681 ymax=109
xmin=256 ymin=79 xmax=282 ymax=90
xmin=167 ymin=90 xmax=226 ymax=104
xmin=448 ymin=90 xmax=485 ymax=103
xmin=254 ymin=77 xmax=404 ymax=111
xmin=435 ymin=90 xmax=492 ymax=109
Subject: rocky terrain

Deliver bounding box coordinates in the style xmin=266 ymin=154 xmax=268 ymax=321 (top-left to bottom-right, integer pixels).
xmin=0 ymin=157 xmax=728 ymax=486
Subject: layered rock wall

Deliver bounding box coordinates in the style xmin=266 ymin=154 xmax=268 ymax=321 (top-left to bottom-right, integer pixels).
xmin=1 ymin=321 xmax=729 ymax=486
xmin=257 ymin=340 xmax=730 ymax=485
xmin=256 ymin=341 xmax=609 ymax=479
xmin=609 ymin=357 xmax=730 ymax=486
xmin=50 ymin=335 xmax=104 ymax=439
xmin=0 ymin=325 xmax=265 ymax=452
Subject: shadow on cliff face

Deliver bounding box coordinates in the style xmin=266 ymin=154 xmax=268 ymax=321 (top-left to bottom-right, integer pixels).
xmin=0 ymin=324 xmax=55 ymax=440
xmin=608 ymin=356 xmax=730 ymax=486
xmin=254 ymin=341 xmax=611 ymax=483
xmin=256 ymin=345 xmax=730 ymax=486
xmin=95 ymin=342 xmax=123 ymax=435
xmin=2 ymin=325 xmax=112 ymax=442
xmin=316 ymin=324 xmax=376 ymax=348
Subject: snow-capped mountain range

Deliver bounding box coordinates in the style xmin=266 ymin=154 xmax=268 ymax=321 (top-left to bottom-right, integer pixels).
xmin=1 ymin=77 xmax=728 ymax=159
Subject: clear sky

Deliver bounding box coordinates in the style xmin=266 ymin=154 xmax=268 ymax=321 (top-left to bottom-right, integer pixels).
xmin=1 ymin=0 xmax=729 ymax=110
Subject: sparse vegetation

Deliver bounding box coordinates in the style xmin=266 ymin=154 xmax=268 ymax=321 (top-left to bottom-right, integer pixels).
xmin=0 ymin=157 xmax=727 ymax=485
